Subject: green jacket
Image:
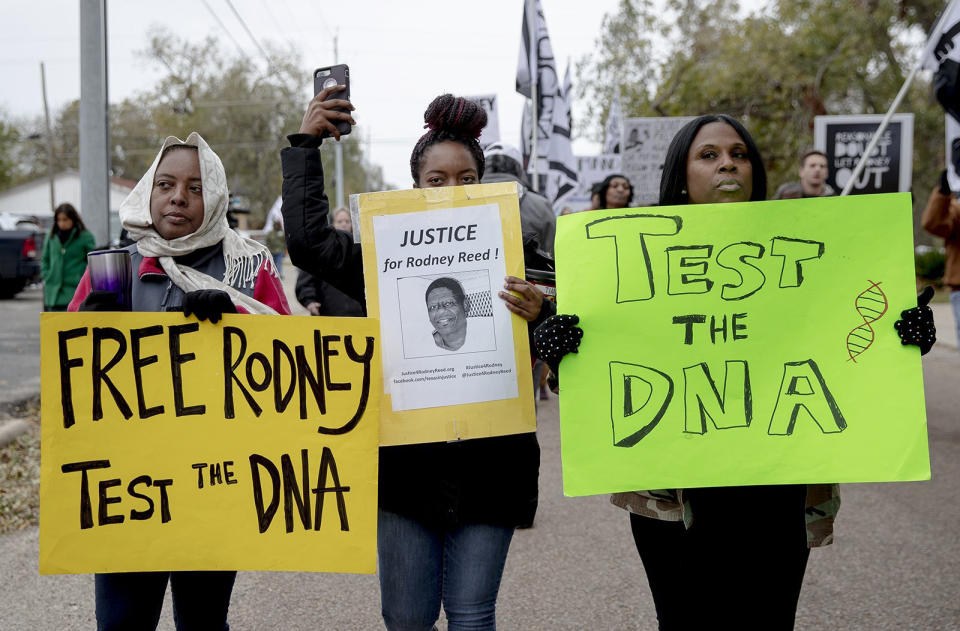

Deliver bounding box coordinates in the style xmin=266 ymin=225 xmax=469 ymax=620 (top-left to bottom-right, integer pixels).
xmin=41 ymin=228 xmax=96 ymax=307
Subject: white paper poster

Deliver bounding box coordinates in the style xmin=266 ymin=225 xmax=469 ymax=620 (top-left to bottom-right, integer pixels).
xmin=372 ymin=204 xmax=518 ymax=411
xmin=621 ymin=117 xmax=694 ymax=205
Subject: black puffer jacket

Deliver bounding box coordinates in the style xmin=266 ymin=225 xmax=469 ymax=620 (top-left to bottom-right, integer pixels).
xmin=281 ymin=135 xmax=550 ymax=529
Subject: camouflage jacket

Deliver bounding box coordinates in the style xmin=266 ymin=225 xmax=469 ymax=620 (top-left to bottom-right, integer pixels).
xmin=610 ymin=484 xmax=840 ymax=548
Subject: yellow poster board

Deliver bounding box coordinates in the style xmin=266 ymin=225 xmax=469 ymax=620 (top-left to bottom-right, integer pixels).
xmin=40 ymin=312 xmax=379 ymax=575
xmin=354 ymin=182 xmax=536 ymax=446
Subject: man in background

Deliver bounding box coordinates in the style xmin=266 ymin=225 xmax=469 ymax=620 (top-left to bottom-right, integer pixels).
xmin=482 ymin=142 xmax=556 ymax=255
xmin=773 ymin=149 xmax=835 ymax=199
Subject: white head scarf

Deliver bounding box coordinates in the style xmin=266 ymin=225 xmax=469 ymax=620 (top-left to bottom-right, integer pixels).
xmin=119 ymin=132 xmax=278 ymax=314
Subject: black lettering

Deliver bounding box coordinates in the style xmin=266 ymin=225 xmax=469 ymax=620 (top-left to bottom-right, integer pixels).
xmin=770 ymin=237 xmax=825 ymax=288
xmin=153 ymin=479 xmax=173 ymax=523
xmin=709 ymin=314 xmax=727 ymax=344
xmin=61 ymin=459 xmax=111 ymax=529
xmin=249 ymin=454 xmax=280 ymax=533
xmin=312 ymin=447 xmax=350 ymax=531
xmin=92 ymin=327 xmax=133 ymax=421
xmin=665 ymin=245 xmax=714 ymax=295
xmin=716 ymin=242 xmax=766 ymax=301
xmin=672 ymin=314 xmax=706 ymax=345
xmin=98 ymin=478 xmax=124 ymax=525
xmin=732 ymin=313 xmax=748 ymax=340
xmin=224 ymin=326 xmax=261 ymax=418
xmin=209 ymin=462 xmax=223 ymax=486
xmin=224 ymin=461 xmax=237 ymax=485
xmin=322 ymin=335 xmax=351 ymax=391
xmin=317 ymin=335 xmax=374 ymax=435
xmin=127 ymin=475 xmax=155 ymax=520
xmin=245 ymin=352 xmax=272 ymax=392
xmin=130 ymin=325 xmax=165 ymax=418
xmin=296 ymin=331 xmax=326 ymax=419
xmin=192 ymin=462 xmax=207 ymax=488
xmin=273 ymin=340 xmax=296 ymax=413
xmin=609 ymin=361 xmax=674 ymax=447
xmin=57 ymin=327 xmax=87 ymax=429
xmin=169 ymin=323 xmax=205 ymax=417
xmin=282 ymin=449 xmax=312 ymax=532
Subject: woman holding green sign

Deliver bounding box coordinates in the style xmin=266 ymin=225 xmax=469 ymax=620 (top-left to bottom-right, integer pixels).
xmin=535 ymin=114 xmax=936 ymax=630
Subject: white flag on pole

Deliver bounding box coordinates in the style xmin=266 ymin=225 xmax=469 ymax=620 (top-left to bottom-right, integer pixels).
xmin=516 ymin=0 xmax=560 ymax=191
xmin=922 ymin=0 xmax=960 ymax=191
xmin=603 ymin=90 xmax=623 ymax=154
xmin=922 ymin=0 xmax=960 ymax=70
xmin=545 ymin=65 xmax=579 ymax=212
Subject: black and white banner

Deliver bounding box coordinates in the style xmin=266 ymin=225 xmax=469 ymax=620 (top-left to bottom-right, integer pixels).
xmin=814 ymin=114 xmax=913 ymax=195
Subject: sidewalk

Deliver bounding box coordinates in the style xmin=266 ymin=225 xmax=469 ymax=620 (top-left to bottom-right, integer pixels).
xmin=931 ymin=301 xmax=957 ymax=348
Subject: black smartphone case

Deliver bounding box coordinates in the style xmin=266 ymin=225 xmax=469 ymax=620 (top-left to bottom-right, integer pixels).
xmin=313 ymin=64 xmax=351 ymax=138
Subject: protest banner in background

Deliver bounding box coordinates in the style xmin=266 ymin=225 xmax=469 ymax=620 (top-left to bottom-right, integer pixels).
xmin=40 ymin=313 xmax=380 ymax=574
xmin=814 ymin=114 xmax=914 ymax=195
xmin=564 ymin=153 xmax=622 ymax=212
xmin=354 ymin=182 xmax=536 ymax=446
xmin=555 ymin=194 xmax=930 ymax=496
xmin=621 ymin=117 xmax=694 ymax=206
xmin=467 ymin=94 xmax=500 ymax=148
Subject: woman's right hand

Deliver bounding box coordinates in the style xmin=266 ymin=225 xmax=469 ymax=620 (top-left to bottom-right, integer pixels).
xmin=299 ymin=86 xmax=356 ymax=141
xmin=533 ymin=314 xmax=584 ymax=375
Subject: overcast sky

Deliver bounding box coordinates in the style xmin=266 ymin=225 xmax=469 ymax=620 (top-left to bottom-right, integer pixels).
xmin=0 ymin=0 xmax=639 ymax=188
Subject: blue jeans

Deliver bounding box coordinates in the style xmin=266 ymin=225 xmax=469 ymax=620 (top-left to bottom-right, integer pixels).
xmin=378 ymin=509 xmax=515 ymax=631
xmin=95 ymin=571 xmax=236 ymax=631
xmin=951 ymin=290 xmax=960 ymax=349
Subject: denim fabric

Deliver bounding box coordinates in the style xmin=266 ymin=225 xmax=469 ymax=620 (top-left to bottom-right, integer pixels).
xmin=95 ymin=570 xmax=236 ymax=631
xmin=950 ymin=289 xmax=960 ymax=347
xmin=378 ymin=509 xmax=514 ymax=631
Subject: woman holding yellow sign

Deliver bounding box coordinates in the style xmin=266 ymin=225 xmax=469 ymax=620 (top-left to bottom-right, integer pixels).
xmin=535 ymin=114 xmax=936 ymax=630
xmin=68 ymin=133 xmax=290 ymax=630
xmin=282 ymin=91 xmax=552 ymax=630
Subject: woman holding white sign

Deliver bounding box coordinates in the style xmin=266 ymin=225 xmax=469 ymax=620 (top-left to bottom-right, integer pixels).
xmin=281 ymin=91 xmax=552 ymax=630
xmin=535 ymin=114 xmax=936 ymax=630
xmin=69 ymin=133 xmax=291 ymax=630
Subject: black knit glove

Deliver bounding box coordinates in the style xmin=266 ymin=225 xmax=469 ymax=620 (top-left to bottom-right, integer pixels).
xmin=182 ymin=289 xmax=237 ymax=324
xmin=78 ymin=290 xmax=127 ymax=312
xmin=893 ymin=286 xmax=936 ymax=355
xmin=533 ymin=314 xmax=584 ymax=375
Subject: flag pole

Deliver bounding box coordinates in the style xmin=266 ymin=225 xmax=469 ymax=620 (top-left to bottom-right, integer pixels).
xmin=527 ymin=0 xmax=539 ymax=191
xmin=840 ymin=61 xmax=921 ymax=196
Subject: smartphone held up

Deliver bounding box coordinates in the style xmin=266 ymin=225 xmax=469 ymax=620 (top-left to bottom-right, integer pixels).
xmin=314 ymin=64 xmax=351 ymax=139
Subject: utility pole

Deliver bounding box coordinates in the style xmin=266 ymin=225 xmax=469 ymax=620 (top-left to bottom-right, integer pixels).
xmin=79 ymin=0 xmax=111 ymax=246
xmin=40 ymin=62 xmax=56 ymax=213
xmin=334 ymin=30 xmax=345 ymax=209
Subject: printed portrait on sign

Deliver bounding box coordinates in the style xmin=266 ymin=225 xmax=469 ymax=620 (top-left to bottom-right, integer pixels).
xmin=398 ymin=270 xmax=497 ymax=359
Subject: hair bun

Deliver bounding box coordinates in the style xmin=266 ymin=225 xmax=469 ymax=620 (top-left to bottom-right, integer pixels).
xmin=423 ymin=94 xmax=487 ymax=139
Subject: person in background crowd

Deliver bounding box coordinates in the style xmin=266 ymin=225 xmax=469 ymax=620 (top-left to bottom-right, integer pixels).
xmin=922 ymin=169 xmax=960 ymax=346
xmin=589 ymin=182 xmax=603 ymax=210
xmin=595 ymin=173 xmax=633 ymax=209
xmin=482 ymin=141 xmax=556 ymax=256
xmin=281 ymin=90 xmax=552 ymax=631
xmin=534 ymin=114 xmax=936 ymax=630
xmin=773 ymin=149 xmax=835 ymax=199
xmin=69 ymin=133 xmax=290 ymax=631
xmin=265 ymin=218 xmax=286 ymax=278
xmin=331 ymin=207 xmax=353 ymax=233
xmin=40 ymin=203 xmax=96 ymax=311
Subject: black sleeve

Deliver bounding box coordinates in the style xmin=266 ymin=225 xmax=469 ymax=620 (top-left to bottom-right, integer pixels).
xmin=295 ymin=268 xmax=320 ymax=307
xmin=280 ymin=143 xmax=355 ymax=278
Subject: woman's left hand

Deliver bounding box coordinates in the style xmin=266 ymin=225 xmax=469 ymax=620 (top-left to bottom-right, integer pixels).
xmin=894 ymin=285 xmax=936 ymax=355
xmin=499 ymin=276 xmax=543 ymax=322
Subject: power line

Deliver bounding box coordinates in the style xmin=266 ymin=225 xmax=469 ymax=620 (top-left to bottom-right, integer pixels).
xmin=200 ymin=0 xmax=247 ymax=59
xmin=222 ymin=0 xmax=272 ymax=65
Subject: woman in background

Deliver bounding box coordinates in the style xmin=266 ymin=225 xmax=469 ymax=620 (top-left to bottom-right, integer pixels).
xmin=594 ymin=173 xmax=634 ymax=209
xmin=41 ymin=203 xmax=95 ymax=311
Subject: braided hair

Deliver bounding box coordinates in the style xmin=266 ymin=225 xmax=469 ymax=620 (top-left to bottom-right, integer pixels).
xmin=409 ymin=94 xmax=487 ymax=184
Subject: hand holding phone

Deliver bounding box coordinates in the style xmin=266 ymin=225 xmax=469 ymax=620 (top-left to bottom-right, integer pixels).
xmin=301 ymin=64 xmax=353 ymax=140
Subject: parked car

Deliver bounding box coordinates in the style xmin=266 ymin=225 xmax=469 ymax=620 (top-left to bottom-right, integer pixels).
xmin=0 ymin=213 xmax=41 ymax=298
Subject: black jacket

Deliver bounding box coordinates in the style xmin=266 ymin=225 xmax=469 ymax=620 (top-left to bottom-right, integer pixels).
xmin=294 ymin=267 xmax=365 ymax=316
xmin=281 ymin=136 xmax=548 ymax=528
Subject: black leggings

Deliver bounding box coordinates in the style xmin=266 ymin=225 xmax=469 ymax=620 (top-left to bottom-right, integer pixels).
xmin=630 ymin=485 xmax=810 ymax=631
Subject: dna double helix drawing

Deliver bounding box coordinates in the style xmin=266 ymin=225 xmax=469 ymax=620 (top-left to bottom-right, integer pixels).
xmin=846 ymin=280 xmax=888 ymax=363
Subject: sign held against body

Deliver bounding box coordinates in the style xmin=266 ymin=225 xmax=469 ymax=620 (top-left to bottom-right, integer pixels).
xmin=40 ymin=312 xmax=380 ymax=574
xmin=555 ymin=194 xmax=930 ymax=496
xmin=353 ymin=182 xmax=535 ymax=446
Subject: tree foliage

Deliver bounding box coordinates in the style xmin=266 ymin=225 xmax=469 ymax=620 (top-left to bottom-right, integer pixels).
xmin=578 ymin=0 xmax=946 ymax=238
xmin=5 ymin=27 xmax=384 ymax=226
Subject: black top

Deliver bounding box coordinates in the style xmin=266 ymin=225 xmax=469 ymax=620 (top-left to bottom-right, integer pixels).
xmin=280 ymin=135 xmax=551 ymax=529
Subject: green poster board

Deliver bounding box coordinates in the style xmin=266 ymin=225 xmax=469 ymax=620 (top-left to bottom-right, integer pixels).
xmin=555 ymin=193 xmax=930 ymax=496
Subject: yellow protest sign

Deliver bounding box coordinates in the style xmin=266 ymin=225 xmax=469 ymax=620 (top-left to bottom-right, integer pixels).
xmin=40 ymin=312 xmax=379 ymax=575
xmin=556 ymin=194 xmax=930 ymax=495
xmin=353 ymin=182 xmax=536 ymax=446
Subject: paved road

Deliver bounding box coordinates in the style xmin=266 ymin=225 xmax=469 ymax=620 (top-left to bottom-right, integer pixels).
xmin=0 ymin=285 xmax=42 ymax=410
xmin=2 ymin=341 xmax=958 ymax=630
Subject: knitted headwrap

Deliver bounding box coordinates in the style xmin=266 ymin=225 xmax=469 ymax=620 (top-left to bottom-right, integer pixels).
xmin=119 ymin=132 xmax=278 ymax=314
